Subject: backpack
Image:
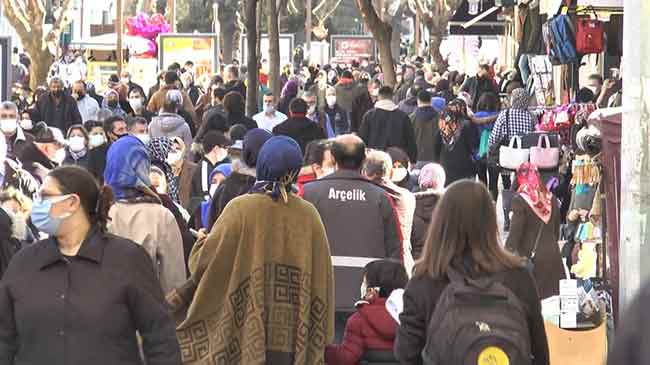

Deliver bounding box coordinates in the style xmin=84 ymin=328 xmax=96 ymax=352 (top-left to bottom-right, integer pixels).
xmin=422 ymin=268 xmax=533 ymax=365
xmin=544 ymin=15 xmax=579 ymax=65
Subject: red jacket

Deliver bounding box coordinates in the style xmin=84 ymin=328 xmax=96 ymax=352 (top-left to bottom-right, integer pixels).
xmin=325 ymin=297 xmax=397 ymax=365
xmin=296 ymin=172 xmax=316 ymax=197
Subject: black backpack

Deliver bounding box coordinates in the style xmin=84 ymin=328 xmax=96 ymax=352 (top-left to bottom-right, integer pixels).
xmin=422 ymin=268 xmax=533 ymax=365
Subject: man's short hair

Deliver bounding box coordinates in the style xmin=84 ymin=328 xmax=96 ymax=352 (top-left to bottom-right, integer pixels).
xmin=212 ymin=87 xmax=227 ymax=101
xmin=417 ymin=89 xmax=432 ymax=103
xmin=363 ymin=150 xmax=392 ymax=180
xmin=164 ymin=71 xmax=179 ymax=85
xmin=289 ymin=98 xmax=308 ymax=114
xmin=103 ymin=115 xmax=126 ymax=133
xmin=0 ymin=101 xmax=18 ymax=116
xmin=223 ymin=91 xmax=245 ymax=115
xmin=377 ymin=86 xmax=394 ymax=100
xmin=202 ymin=130 xmax=231 ymax=153
xmin=226 ymin=65 xmax=239 ymax=79
xmin=127 ymin=116 xmax=148 ymax=129
xmin=304 ymin=139 xmax=331 ymax=166
xmin=331 ymin=136 xmax=366 ymax=170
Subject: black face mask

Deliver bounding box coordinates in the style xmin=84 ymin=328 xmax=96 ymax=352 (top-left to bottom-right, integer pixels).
xmin=77 ymin=92 xmax=86 ymax=99
xmin=107 ymin=100 xmax=119 ymax=108
xmin=52 ymin=90 xmax=63 ymax=98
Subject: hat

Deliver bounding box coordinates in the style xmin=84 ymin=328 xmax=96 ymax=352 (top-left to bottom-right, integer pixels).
xmin=31 ymin=122 xmax=56 ymax=143
xmin=202 ymin=131 xmax=231 ymax=153
xmin=242 ymin=128 xmax=273 ymax=167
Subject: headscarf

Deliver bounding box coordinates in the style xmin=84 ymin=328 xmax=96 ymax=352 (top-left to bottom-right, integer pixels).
xmin=438 ymin=103 xmax=464 ymax=149
xmin=516 ymin=162 xmax=553 ymax=223
xmin=104 ymin=135 xmax=153 ymax=200
xmin=431 ymin=97 xmax=446 ymax=112
xmin=418 ymin=163 xmax=446 ymax=192
xmin=510 ymin=88 xmax=530 ymax=110
xmin=169 ymin=136 xmax=186 ymax=176
xmin=210 ymin=163 xmax=232 ymax=181
xmin=242 ymin=128 xmax=273 ymax=168
xmin=281 ymin=80 xmax=298 ymax=99
xmin=148 ymin=137 xmax=180 ymax=203
xmin=250 ymin=136 xmax=303 ymax=203
xmin=101 ymin=89 xmax=127 ymax=118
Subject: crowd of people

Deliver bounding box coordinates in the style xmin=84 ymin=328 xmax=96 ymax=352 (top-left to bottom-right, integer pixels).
xmin=0 ymin=50 xmax=632 ymax=365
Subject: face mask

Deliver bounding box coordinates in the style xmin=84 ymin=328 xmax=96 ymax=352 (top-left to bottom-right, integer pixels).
xmin=264 ymin=103 xmax=275 ymax=113
xmin=19 ymin=119 xmax=33 ymax=130
xmin=30 ymin=195 xmax=73 ymax=236
xmin=360 ymin=280 xmax=367 ymax=299
xmin=216 ymin=148 xmax=228 ymax=162
xmin=166 ymin=151 xmax=182 ymax=165
xmin=321 ymin=166 xmax=335 ymax=177
xmin=107 ymin=100 xmax=119 ymax=108
xmin=326 ymin=96 xmax=337 ymax=107
xmin=308 ymin=105 xmax=317 ymax=115
xmin=132 ymin=133 xmax=149 ymax=145
xmin=76 ymin=92 xmax=85 ymax=100
xmin=68 ymin=136 xmax=86 ymax=152
xmin=129 ymin=98 xmax=143 ymax=111
xmin=89 ymin=134 xmax=106 ymax=147
xmin=0 ymin=119 xmax=17 ymax=134
xmin=121 ymin=78 xmax=130 ymax=84
xmin=209 ymin=183 xmax=219 ymax=197
xmin=54 ymin=148 xmax=66 ymax=164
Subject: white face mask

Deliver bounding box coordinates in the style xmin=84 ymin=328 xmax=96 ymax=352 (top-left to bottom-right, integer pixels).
xmin=308 ymin=105 xmax=317 ymax=115
xmin=20 ymin=119 xmax=33 ymax=130
xmin=264 ymin=103 xmax=275 ymax=114
xmin=54 ymin=148 xmax=66 ymax=164
xmin=129 ymin=98 xmax=143 ymax=111
xmin=135 ymin=133 xmax=150 ymax=145
xmin=326 ymin=95 xmax=337 ymax=107
xmin=216 ymin=148 xmax=228 ymax=162
xmin=321 ymin=166 xmax=335 ymax=178
xmin=360 ymin=280 xmax=367 ymax=299
xmin=89 ymin=134 xmax=106 ymax=148
xmin=166 ymin=151 xmax=182 ymax=165
xmin=121 ymin=78 xmax=130 ymax=84
xmin=0 ymin=119 xmax=17 ymax=134
xmin=68 ymin=136 xmax=86 ymax=152
xmin=209 ymin=183 xmax=219 ymax=197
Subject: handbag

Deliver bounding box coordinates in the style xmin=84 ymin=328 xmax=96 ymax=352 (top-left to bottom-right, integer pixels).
xmin=499 ymin=136 xmax=530 ymax=170
xmin=530 ymin=134 xmax=560 ymax=169
xmin=525 ymin=223 xmax=545 ymax=273
xmin=576 ymin=13 xmax=604 ymax=55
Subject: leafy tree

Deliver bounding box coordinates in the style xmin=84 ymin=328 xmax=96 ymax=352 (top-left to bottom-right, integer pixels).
xmin=415 ymin=0 xmax=463 ymax=72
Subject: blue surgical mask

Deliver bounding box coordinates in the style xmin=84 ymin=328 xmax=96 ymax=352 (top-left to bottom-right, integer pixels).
xmin=30 ymin=195 xmax=73 ymax=236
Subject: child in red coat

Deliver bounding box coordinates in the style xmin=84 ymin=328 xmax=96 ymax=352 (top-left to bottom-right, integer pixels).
xmin=325 ymin=259 xmax=408 ymax=365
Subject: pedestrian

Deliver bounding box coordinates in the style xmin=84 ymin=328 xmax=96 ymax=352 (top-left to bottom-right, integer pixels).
xmin=410 ymin=90 xmax=440 ymax=167
xmin=395 ymin=180 xmax=549 ymax=365
xmin=168 ymin=136 xmax=334 ymax=365
xmin=273 ymin=98 xmax=326 ymax=153
xmin=277 ymin=79 xmax=299 ymax=115
xmin=473 ymin=92 xmax=501 ymax=201
xmin=411 ymin=163 xmax=445 ymax=259
xmin=325 ymin=259 xmax=408 ymax=364
xmin=1 ymin=101 xmax=29 ymax=158
xmin=223 ymin=91 xmax=258 ymax=131
xmin=128 ymin=88 xmax=155 ymax=122
xmin=15 ymin=122 xmax=63 ymax=184
xmin=296 ymin=139 xmax=334 ymax=195
xmin=189 ymin=131 xmax=231 ymax=213
xmin=359 ymin=86 xmax=417 ymax=162
xmin=127 ymin=116 xmax=150 ymax=145
xmin=31 ymin=77 xmax=82 ymax=132
xmin=223 ymin=64 xmax=247 ymax=98
xmin=0 ymin=165 xmax=182 ymax=365
xmin=0 ymin=206 xmax=20 ymax=276
xmin=324 ymin=86 xmax=350 ymax=135
xmin=100 ymin=89 xmax=127 ymax=119
xmin=149 ymin=90 xmax=193 ymax=157
xmin=167 ymin=137 xmax=197 ymax=210
xmin=200 ymin=86 xmax=227 ymax=127
xmin=398 ymin=86 xmax=420 ymax=116
xmin=253 ymin=92 xmax=288 ymax=132
xmin=303 ymin=134 xmax=403 ymax=343
xmin=71 ymin=80 xmax=99 ymax=123
xmin=506 ymin=163 xmax=564 ymax=299
xmin=104 ymin=135 xmax=186 ymax=294
xmin=304 ymin=88 xmax=335 ymax=138
xmin=147 ymin=71 xmax=198 ymax=129
xmin=62 ymin=124 xmax=90 ymax=169
xmin=433 ymin=100 xmax=479 ymax=185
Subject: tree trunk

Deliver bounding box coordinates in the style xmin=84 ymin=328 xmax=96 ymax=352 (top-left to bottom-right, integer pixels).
xmin=219 ymin=4 xmax=238 ymax=64
xmin=156 ymin=0 xmax=166 ymax=14
xmin=244 ymin=0 xmax=259 ymax=116
xmin=355 ymin=0 xmax=396 ymax=87
xmin=267 ymin=0 xmax=282 ymax=101
xmin=429 ymin=28 xmax=448 ymax=72
xmin=28 ymin=47 xmax=52 ymax=90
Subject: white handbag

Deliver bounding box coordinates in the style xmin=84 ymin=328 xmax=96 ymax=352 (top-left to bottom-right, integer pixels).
xmin=499 ymin=136 xmax=530 ymax=170
xmin=530 ymin=134 xmax=560 ymax=169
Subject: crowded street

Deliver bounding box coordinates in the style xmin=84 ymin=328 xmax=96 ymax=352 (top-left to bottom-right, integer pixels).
xmin=0 ymin=0 xmax=643 ymax=364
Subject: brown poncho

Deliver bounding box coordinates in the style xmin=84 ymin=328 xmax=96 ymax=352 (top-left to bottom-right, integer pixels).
xmin=168 ymin=193 xmax=334 ymax=364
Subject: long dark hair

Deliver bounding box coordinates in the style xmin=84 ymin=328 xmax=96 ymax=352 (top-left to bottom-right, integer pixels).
xmin=414 ymin=180 xmax=523 ymax=279
xmin=364 ymin=259 xmax=408 ymax=298
xmin=49 ymin=166 xmax=114 ymax=232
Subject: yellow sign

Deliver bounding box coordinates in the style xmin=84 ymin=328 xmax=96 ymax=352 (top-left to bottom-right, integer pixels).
xmin=477 ymin=346 xmax=510 ymax=365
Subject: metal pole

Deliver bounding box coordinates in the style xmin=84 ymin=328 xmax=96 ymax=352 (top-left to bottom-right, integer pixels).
xmin=213 ymin=3 xmax=220 ymax=35
xmin=305 ymin=0 xmax=312 ymax=64
xmin=116 ymin=0 xmax=123 ymax=75
xmin=619 ymin=0 xmax=650 ymax=316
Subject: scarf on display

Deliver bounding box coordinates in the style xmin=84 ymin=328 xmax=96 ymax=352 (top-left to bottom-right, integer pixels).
xmin=250 ymin=136 xmax=303 ymax=203
xmin=516 ymin=162 xmax=553 ymax=223
xmin=104 ymin=135 xmax=154 ymax=200
xmin=148 ymin=137 xmax=180 ymax=203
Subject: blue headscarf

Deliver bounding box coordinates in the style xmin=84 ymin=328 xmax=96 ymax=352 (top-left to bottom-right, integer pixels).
xmin=250 ymin=136 xmax=303 ymax=203
xmin=242 ymin=128 xmax=273 ymax=167
xmin=104 ymin=135 xmax=152 ymax=200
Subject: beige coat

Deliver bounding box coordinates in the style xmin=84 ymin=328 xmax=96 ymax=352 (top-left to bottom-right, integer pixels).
xmin=108 ymin=202 xmax=186 ymax=294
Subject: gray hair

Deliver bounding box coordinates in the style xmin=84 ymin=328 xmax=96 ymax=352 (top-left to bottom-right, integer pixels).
xmin=0 ymin=101 xmax=18 ymax=118
xmin=363 ymin=150 xmax=392 ymax=182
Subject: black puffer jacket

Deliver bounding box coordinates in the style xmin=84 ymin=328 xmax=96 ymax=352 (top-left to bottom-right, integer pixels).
xmin=272 ymin=117 xmax=326 ymax=153
xmin=0 ymin=208 xmax=20 ymax=277
xmin=410 ymin=191 xmax=440 ymax=260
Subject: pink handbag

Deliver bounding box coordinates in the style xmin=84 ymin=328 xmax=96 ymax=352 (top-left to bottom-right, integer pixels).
xmin=530 ymin=134 xmax=560 ymax=169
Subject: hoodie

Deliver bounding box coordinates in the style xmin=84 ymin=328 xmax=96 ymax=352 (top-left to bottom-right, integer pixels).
xmin=411 ymin=191 xmax=440 ymax=259
xmin=410 ymin=106 xmax=440 ymax=163
xmin=271 ymin=116 xmax=326 ymax=154
xmin=325 ymin=297 xmax=398 ymax=365
xmin=149 ymin=112 xmax=193 ymax=158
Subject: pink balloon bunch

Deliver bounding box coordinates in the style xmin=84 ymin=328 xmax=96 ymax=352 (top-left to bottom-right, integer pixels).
xmin=126 ymin=13 xmax=171 ymax=57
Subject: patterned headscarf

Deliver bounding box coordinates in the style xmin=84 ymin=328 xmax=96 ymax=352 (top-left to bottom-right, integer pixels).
xmin=281 ymin=80 xmax=299 ymax=99
xmin=438 ymin=104 xmax=464 ymax=149
xmin=147 ymin=137 xmax=180 ymax=203
xmin=516 ymin=162 xmax=553 ymax=223
xmin=418 ymin=163 xmax=446 ymax=192
xmin=250 ymin=136 xmax=303 ymax=203
xmin=510 ymin=88 xmax=530 ymax=110
xmin=104 ymin=135 xmax=152 ymax=200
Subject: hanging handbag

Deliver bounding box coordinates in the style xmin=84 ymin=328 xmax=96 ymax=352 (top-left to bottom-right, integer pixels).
xmin=575 ymin=10 xmax=605 ymax=55
xmin=530 ymin=134 xmax=560 ymax=169
xmin=499 ymin=136 xmax=530 ymax=170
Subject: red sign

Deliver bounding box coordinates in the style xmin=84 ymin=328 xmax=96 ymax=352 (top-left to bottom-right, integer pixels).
xmin=331 ymin=37 xmax=375 ymax=63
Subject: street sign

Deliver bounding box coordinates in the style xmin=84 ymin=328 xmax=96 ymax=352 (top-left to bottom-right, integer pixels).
xmin=329 ymin=35 xmax=376 ymax=64
xmin=158 ymin=34 xmax=220 ymax=80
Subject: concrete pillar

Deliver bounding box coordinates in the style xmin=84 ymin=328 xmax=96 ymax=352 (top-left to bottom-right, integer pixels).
xmin=619 ymin=0 xmax=650 ymax=315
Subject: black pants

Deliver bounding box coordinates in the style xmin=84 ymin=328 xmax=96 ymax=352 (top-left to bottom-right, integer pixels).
xmin=477 ymin=160 xmax=502 ymax=202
